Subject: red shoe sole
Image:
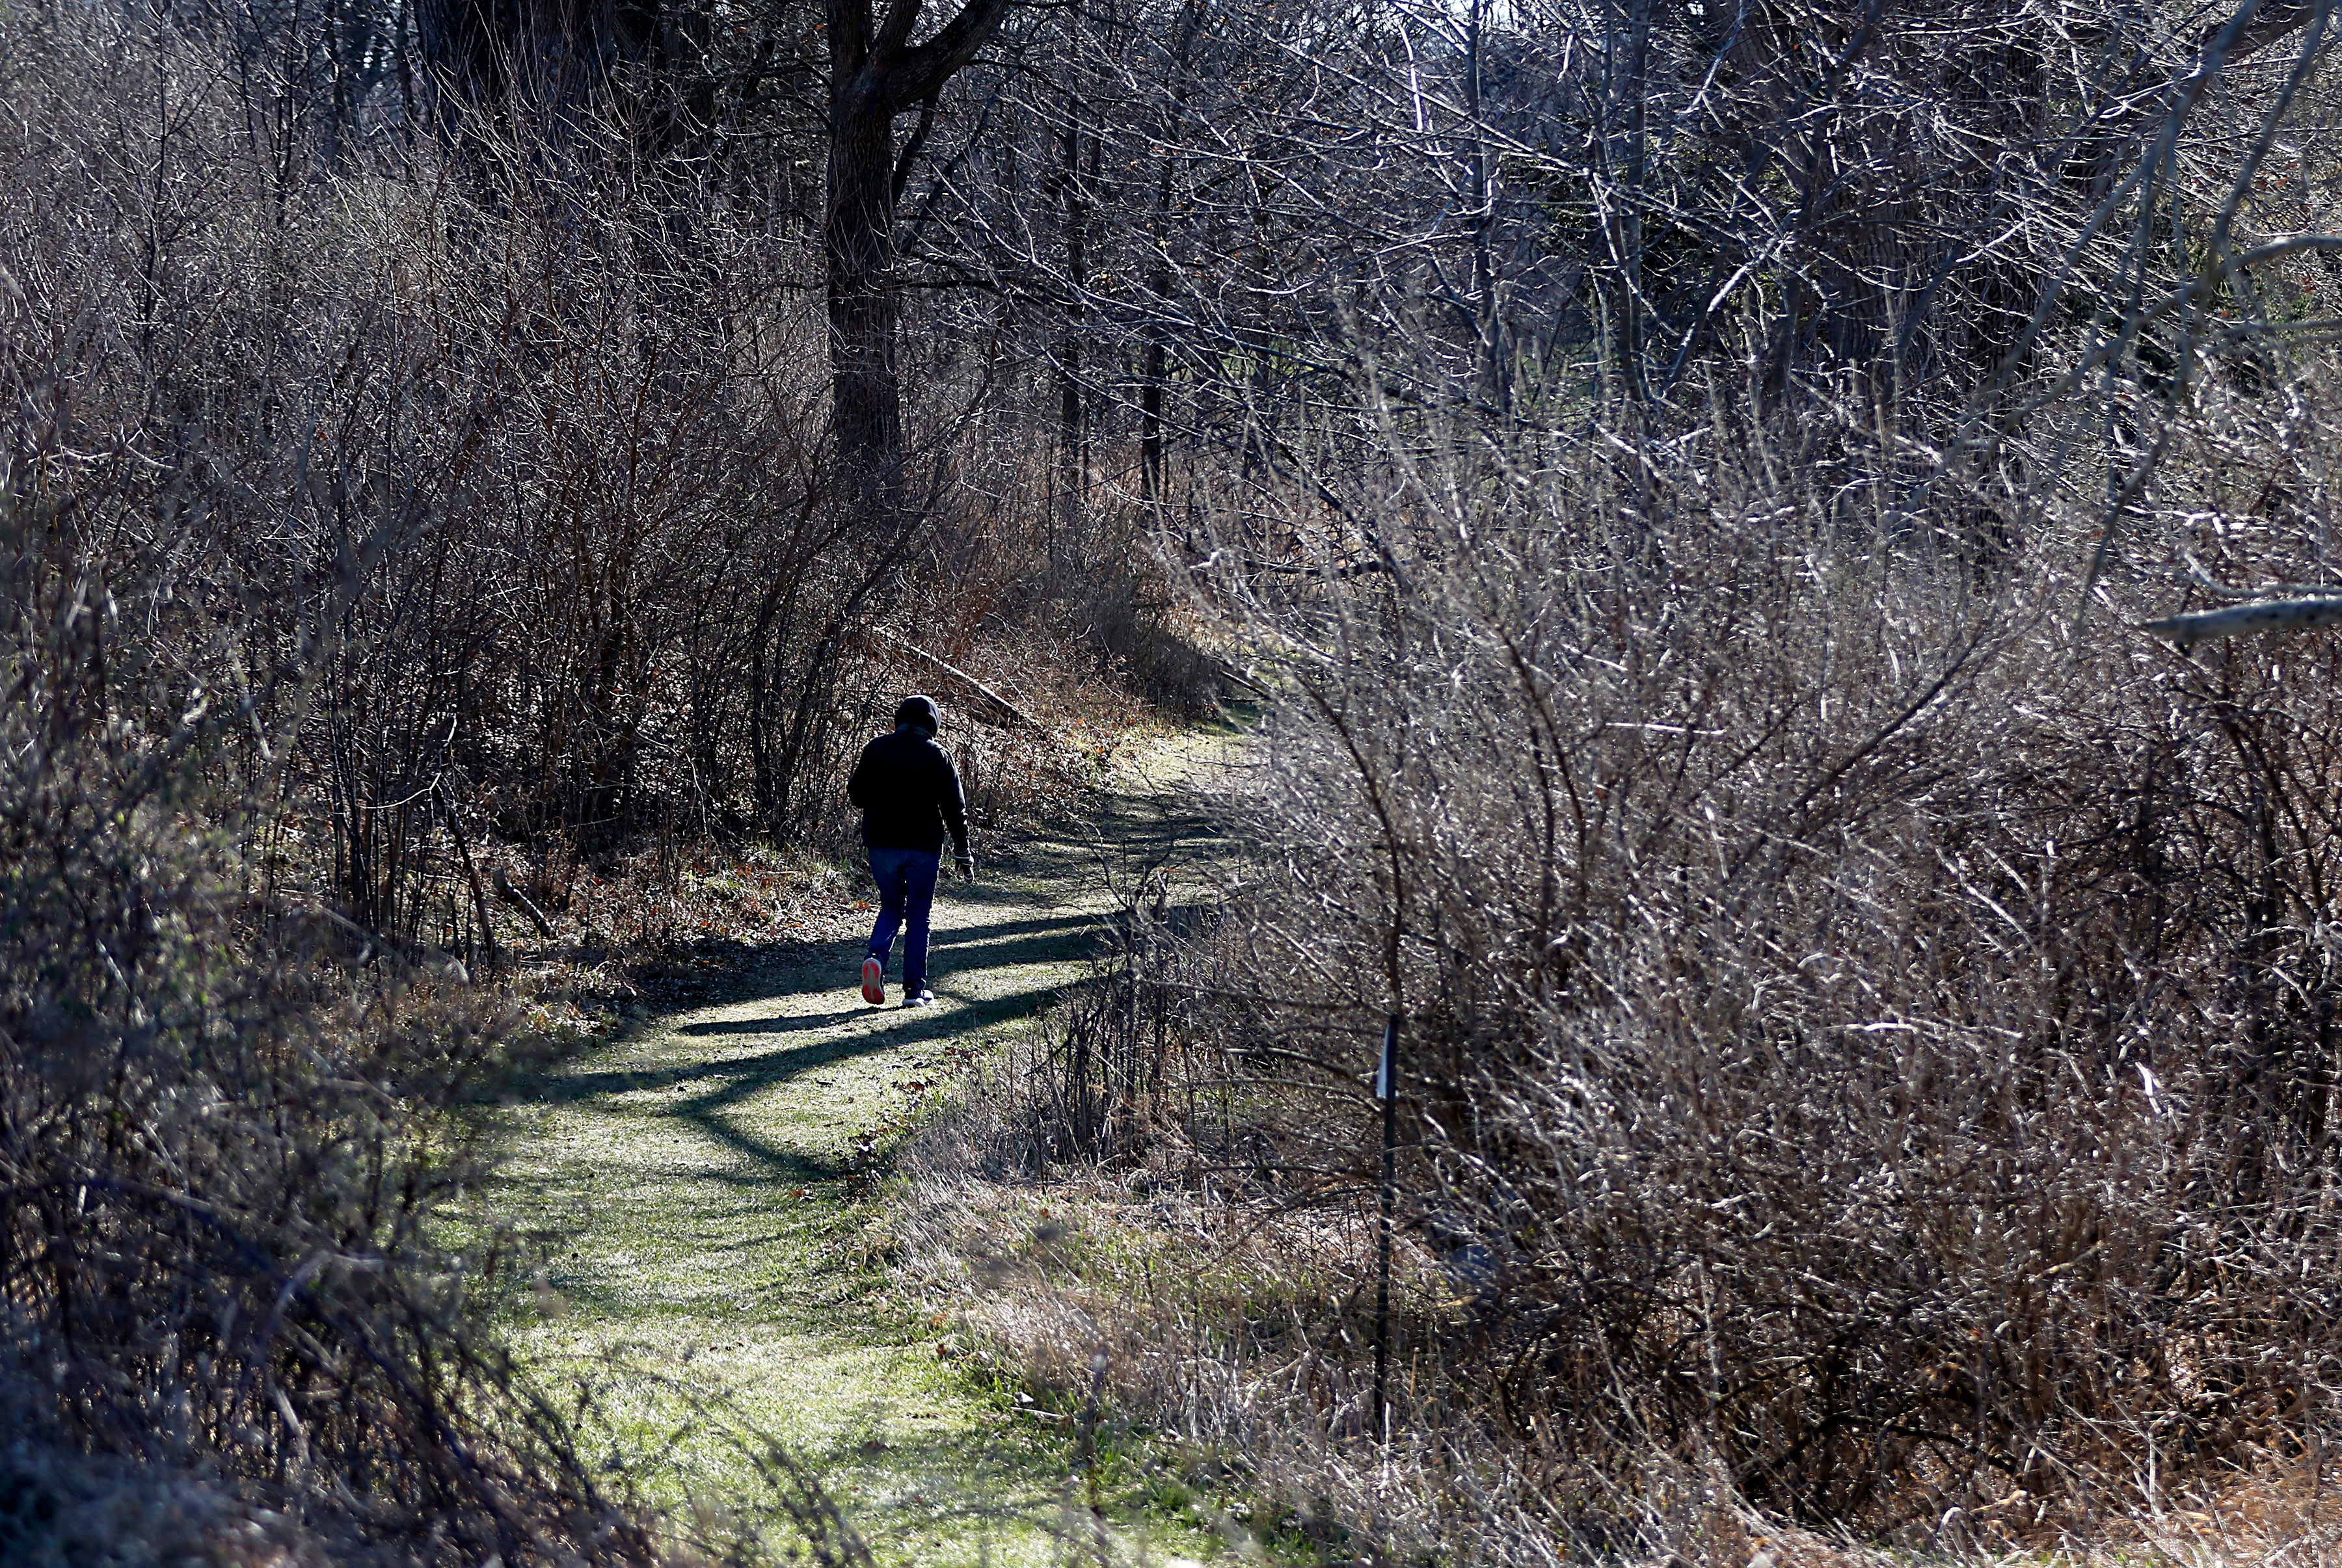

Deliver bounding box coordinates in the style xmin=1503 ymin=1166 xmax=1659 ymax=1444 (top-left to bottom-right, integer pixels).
xmin=861 ymin=959 xmax=885 ymax=1005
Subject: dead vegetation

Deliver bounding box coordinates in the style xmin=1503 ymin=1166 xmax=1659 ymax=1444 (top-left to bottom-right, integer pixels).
xmin=905 ymin=398 xmax=2342 ymax=1561
xmin=0 ymin=3 xmax=1177 ymax=1560
xmin=868 ymin=0 xmax=2342 ymax=1552
xmin=19 ymin=0 xmax=2342 ymax=1551
xmin=901 ymin=178 xmax=2342 ymax=1568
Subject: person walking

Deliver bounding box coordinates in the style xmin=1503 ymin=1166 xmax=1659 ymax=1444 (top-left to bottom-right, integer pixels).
xmin=849 ymin=695 xmax=975 ymax=1007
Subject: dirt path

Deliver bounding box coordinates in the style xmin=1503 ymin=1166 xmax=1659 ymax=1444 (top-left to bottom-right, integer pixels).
xmin=493 ymin=732 xmax=1244 ymax=1566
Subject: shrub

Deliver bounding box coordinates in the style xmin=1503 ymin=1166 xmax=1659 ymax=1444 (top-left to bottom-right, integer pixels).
xmin=913 ymin=368 xmax=2342 ymax=1558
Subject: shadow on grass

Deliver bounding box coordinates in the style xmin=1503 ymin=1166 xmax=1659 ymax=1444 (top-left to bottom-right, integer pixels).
xmin=499 ymin=782 xmax=1232 ymax=1214
xmin=507 ymin=911 xmax=1105 ymax=1096
xmin=818 ymin=1426 xmax=1078 ymax=1537
xmin=515 ymin=970 xmax=1071 ymax=1184
xmin=672 ymin=979 xmax=1071 ymax=1184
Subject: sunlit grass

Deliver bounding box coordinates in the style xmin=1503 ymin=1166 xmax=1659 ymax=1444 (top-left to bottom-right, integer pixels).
xmin=485 ymin=743 xmax=1244 ymax=1565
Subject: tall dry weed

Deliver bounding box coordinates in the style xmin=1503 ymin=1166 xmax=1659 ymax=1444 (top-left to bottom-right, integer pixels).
xmin=907 ymin=353 xmax=2342 ymax=1561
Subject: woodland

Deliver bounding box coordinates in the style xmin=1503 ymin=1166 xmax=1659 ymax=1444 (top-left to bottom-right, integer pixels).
xmin=12 ymin=0 xmax=2342 ymax=1559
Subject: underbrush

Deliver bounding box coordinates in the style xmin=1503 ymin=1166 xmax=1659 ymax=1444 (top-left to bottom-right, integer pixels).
xmin=0 ymin=538 xmax=910 ymax=1568
xmin=904 ymin=961 xmax=2342 ymax=1567
xmin=894 ymin=388 xmax=2342 ymax=1565
xmin=398 ymin=650 xmax=1164 ymax=1052
xmin=0 ymin=9 xmax=1196 ymax=1548
xmin=899 ymin=964 xmax=1558 ymax=1563
xmin=0 ymin=511 xmax=677 ymax=1561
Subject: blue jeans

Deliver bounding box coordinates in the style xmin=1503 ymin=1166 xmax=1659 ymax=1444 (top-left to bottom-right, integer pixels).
xmin=865 ymin=845 xmax=941 ymax=989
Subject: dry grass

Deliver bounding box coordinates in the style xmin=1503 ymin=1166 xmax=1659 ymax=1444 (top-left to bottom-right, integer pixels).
xmin=898 ymin=1130 xmax=2342 ymax=1567
xmin=893 ymin=336 xmax=2342 ymax=1561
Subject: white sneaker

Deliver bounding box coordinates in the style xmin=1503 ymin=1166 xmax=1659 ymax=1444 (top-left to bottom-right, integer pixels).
xmin=861 ymin=958 xmax=885 ymax=1005
xmin=904 ymin=987 xmax=935 ymax=1007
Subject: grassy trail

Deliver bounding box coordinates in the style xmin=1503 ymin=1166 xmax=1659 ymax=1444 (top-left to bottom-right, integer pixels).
xmin=492 ymin=733 xmax=1241 ymax=1566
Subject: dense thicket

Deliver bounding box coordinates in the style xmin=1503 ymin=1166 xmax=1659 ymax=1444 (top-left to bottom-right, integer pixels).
xmin=902 ymin=0 xmax=2342 ymax=1556
xmin=1200 ymin=415 xmax=2342 ymax=1533
xmin=0 ymin=370 xmax=659 ymax=1562
xmin=15 ymin=0 xmax=2342 ymax=1552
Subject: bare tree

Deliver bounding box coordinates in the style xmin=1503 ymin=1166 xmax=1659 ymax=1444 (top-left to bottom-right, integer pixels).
xmin=823 ymin=0 xmax=1016 ymax=512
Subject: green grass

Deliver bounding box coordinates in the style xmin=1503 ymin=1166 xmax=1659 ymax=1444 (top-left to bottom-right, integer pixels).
xmin=485 ymin=736 xmax=1246 ymax=1566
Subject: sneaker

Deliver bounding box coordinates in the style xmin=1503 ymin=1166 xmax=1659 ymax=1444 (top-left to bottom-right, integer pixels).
xmin=904 ymin=987 xmax=935 ymax=1007
xmin=861 ymin=957 xmax=885 ymax=1005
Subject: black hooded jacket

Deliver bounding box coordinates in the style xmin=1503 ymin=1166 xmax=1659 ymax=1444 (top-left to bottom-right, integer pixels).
xmin=847 ymin=727 xmax=971 ymax=856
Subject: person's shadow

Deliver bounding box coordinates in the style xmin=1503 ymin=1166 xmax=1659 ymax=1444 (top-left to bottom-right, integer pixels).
xmin=508 ymin=907 xmax=1113 ymax=1188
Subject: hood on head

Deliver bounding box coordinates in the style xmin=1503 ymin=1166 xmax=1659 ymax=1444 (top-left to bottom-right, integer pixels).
xmin=894 ymin=694 xmax=941 ymax=736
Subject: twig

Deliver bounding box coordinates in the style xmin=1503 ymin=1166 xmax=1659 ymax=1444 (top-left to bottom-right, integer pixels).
xmin=1076 ymin=1347 xmax=1111 ymax=1559
xmin=492 ymin=869 xmax=555 ymax=938
xmin=1208 ymin=658 xmax=1274 ymax=698
xmin=864 ymin=626 xmax=1049 ymax=732
xmin=2179 ymin=549 xmax=2342 ymax=601
xmin=440 ymin=782 xmax=501 ymax=974
xmin=1373 ymin=1012 xmax=1399 ymax=1450
xmin=1190 ymin=549 xmax=1392 ymax=580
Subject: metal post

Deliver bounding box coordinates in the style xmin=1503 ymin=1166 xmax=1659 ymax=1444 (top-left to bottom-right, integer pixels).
xmin=1371 ymin=1012 xmax=1399 ymax=1445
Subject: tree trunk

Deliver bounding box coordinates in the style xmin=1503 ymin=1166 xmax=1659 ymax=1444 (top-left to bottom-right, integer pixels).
xmin=1054 ymin=110 xmax=1088 ymax=529
xmin=1140 ymin=0 xmax=1202 ymax=509
xmin=826 ymin=85 xmax=906 ymax=516
xmin=820 ymin=0 xmax=1016 ymax=517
